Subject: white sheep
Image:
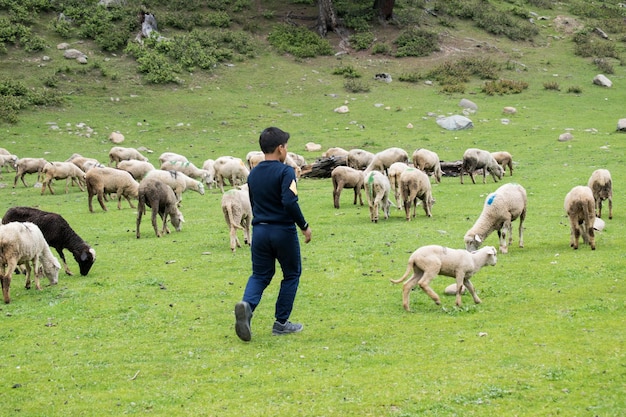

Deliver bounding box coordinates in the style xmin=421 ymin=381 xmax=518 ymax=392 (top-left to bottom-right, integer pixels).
xmin=400 ymin=167 xmax=434 ymax=221
xmin=387 ymin=161 xmax=410 ymax=209
xmin=158 ymin=152 xmax=189 ymax=165
xmin=390 ymin=245 xmax=498 ymax=311
xmin=117 ymin=160 xmax=156 ymax=181
xmin=412 ymin=148 xmax=443 ymax=183
xmin=160 ymin=160 xmax=213 ymax=186
xmin=85 ymin=167 xmax=139 ymax=212
xmin=246 ymin=151 xmax=264 ymax=169
xmin=587 ymin=169 xmax=612 ymax=219
xmin=0 ymin=153 xmax=18 ymax=175
xmin=202 ymin=159 xmax=216 ymax=189
xmin=66 ymin=154 xmax=104 ymax=172
xmin=221 ymin=184 xmax=252 ymax=252
xmin=108 ymin=146 xmax=149 ymax=167
xmin=564 ymin=185 xmax=596 ymax=250
xmin=40 ymin=161 xmax=86 ymax=195
xmin=13 ymin=157 xmax=48 ymax=188
xmin=213 ymin=156 xmax=249 ymax=193
xmin=322 ymin=147 xmax=349 ymax=158
xmin=144 ymin=169 xmax=205 ymax=203
xmin=346 ymin=149 xmax=375 ymax=170
xmin=364 ymin=170 xmax=391 ymax=223
xmin=460 ymin=148 xmax=504 ymax=184
xmin=136 ymin=177 xmax=185 ymax=238
xmin=287 ymin=152 xmax=307 ymax=168
xmin=331 ymin=166 xmax=364 ymax=209
xmin=464 ymin=183 xmax=527 ymax=254
xmin=0 ymin=221 xmax=61 ymax=304
xmin=491 ymin=151 xmax=514 ymax=177
xmin=0 ymin=148 xmax=11 ymax=155
xmin=364 ymin=147 xmax=410 ymax=174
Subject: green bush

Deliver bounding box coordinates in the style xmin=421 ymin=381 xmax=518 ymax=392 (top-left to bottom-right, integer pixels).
xmin=136 ymin=50 xmax=182 ymax=84
xmin=371 ymin=42 xmax=390 ymax=55
xmin=349 ymin=32 xmax=374 ymax=51
xmin=394 ymin=27 xmax=439 ymax=57
xmin=268 ymin=24 xmax=333 ymax=58
xmin=568 ymin=85 xmax=583 ymax=94
xmin=543 ymin=81 xmax=560 ymax=91
xmin=482 ymin=78 xmax=529 ymax=95
xmin=440 ymin=82 xmax=466 ymax=94
xmin=205 ymin=10 xmax=231 ymax=28
xmin=594 ymin=58 xmax=614 ymax=74
xmin=332 ymin=64 xmax=361 ymax=78
xmin=23 ymin=34 xmax=47 ymax=52
xmin=344 ymin=78 xmax=370 ymax=93
xmin=398 ymin=72 xmax=421 ymax=83
xmin=49 ymin=17 xmax=75 ymax=38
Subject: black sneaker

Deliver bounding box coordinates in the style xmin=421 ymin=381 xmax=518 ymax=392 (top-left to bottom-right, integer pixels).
xmin=272 ymin=320 xmax=303 ymax=336
xmin=234 ymin=301 xmax=252 ymax=342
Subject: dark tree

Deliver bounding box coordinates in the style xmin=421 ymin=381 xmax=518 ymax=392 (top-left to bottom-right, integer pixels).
xmin=316 ymin=0 xmax=338 ymax=37
xmin=373 ymin=0 xmax=395 ymax=20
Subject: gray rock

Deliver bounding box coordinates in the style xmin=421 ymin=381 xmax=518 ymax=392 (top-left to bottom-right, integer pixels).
xmin=593 ymin=74 xmax=612 ymax=87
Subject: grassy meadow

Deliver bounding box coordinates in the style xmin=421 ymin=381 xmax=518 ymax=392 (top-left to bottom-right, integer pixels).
xmin=1 ymin=9 xmax=626 ymax=417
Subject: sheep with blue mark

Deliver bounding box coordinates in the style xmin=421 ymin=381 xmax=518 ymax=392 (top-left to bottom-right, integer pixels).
xmin=464 ymin=183 xmax=527 ymax=254
xmin=365 ymin=170 xmax=391 ymax=223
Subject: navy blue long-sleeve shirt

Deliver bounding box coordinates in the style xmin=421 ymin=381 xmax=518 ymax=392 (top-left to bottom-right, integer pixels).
xmin=247 ymin=160 xmax=308 ymax=230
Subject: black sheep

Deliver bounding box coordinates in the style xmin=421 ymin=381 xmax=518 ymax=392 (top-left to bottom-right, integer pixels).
xmin=1 ymin=206 xmax=96 ymax=276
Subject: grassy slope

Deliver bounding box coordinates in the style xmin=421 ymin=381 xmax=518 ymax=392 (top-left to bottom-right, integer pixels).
xmin=1 ymin=3 xmax=625 ymax=416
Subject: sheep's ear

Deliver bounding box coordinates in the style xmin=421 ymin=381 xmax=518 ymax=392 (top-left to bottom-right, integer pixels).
xmin=474 ymin=234 xmax=482 ymax=243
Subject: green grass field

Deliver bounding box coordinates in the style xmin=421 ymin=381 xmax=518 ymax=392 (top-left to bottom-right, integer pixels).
xmin=1 ymin=4 xmax=625 ymax=415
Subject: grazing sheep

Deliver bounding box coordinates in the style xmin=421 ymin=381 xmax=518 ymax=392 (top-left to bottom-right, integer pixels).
xmin=364 ymin=147 xmax=410 ymax=174
xmin=246 ymin=151 xmax=264 ymax=169
xmin=160 ymin=160 xmax=213 ymax=186
xmin=2 ymin=207 xmax=96 ymax=276
xmin=464 ymin=183 xmax=527 ymax=254
xmin=13 ymin=157 xmax=48 ymax=188
xmin=66 ymin=154 xmax=104 ymax=172
xmin=390 ymin=245 xmax=498 ymax=311
xmin=491 ymin=151 xmax=514 ymax=176
xmin=40 ymin=161 xmax=86 ymax=195
xmin=284 ymin=154 xmax=302 ymax=179
xmin=412 ymin=148 xmax=443 ymax=183
xmin=587 ymin=169 xmax=612 ymax=219
xmin=347 ymin=149 xmax=375 ymax=170
xmin=0 ymin=222 xmax=61 ymax=304
xmin=331 ymin=166 xmax=364 ymax=209
xmin=85 ymin=167 xmax=139 ymax=212
xmin=400 ymin=168 xmax=434 ymax=221
xmin=364 ymin=170 xmax=391 ymax=222
xmin=287 ymin=152 xmax=307 ymax=168
xmin=213 ymin=156 xmax=249 ymax=193
xmin=460 ymin=148 xmax=504 ymax=184
xmin=158 ymin=152 xmax=188 ymax=165
xmin=221 ymin=184 xmax=252 ymax=252
xmin=0 ymin=148 xmax=11 ymax=155
xmin=117 ymin=160 xmax=156 ymax=181
xmin=144 ymin=169 xmax=205 ymax=203
xmin=0 ymin=153 xmax=18 ymax=175
xmin=322 ymin=147 xmax=349 ymax=158
xmin=564 ymin=185 xmax=596 ymax=250
xmin=387 ymin=162 xmax=410 ymax=209
xmin=136 ymin=177 xmax=185 ymax=238
xmin=202 ymin=159 xmax=216 ymax=189
xmin=108 ymin=146 xmax=149 ymax=167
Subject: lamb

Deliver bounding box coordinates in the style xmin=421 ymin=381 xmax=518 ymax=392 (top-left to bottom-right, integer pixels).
xmin=491 ymin=151 xmax=514 ymax=177
xmin=390 ymin=245 xmax=498 ymax=311
xmin=144 ymin=169 xmax=205 ymax=203
xmin=136 ymin=177 xmax=185 ymax=238
xmin=346 ymin=149 xmax=375 ymax=170
xmin=2 ymin=207 xmax=96 ymax=276
xmin=202 ymin=159 xmax=216 ymax=189
xmin=13 ymin=157 xmax=48 ymax=188
xmin=464 ymin=183 xmax=527 ymax=254
xmin=587 ymin=169 xmax=612 ymax=219
xmin=246 ymin=151 xmax=264 ymax=169
xmin=387 ymin=161 xmax=410 ymax=209
xmin=85 ymin=167 xmax=139 ymax=212
xmin=564 ymin=185 xmax=596 ymax=250
xmin=66 ymin=154 xmax=104 ymax=172
xmin=460 ymin=148 xmax=504 ymax=184
xmin=364 ymin=170 xmax=391 ymax=222
xmin=158 ymin=152 xmax=189 ymax=165
xmin=117 ymin=160 xmax=156 ymax=181
xmin=160 ymin=160 xmax=213 ymax=187
xmin=400 ymin=168 xmax=434 ymax=221
xmin=322 ymin=147 xmax=349 ymax=158
xmin=331 ymin=166 xmax=364 ymax=209
xmin=213 ymin=156 xmax=250 ymax=193
xmin=40 ymin=161 xmax=86 ymax=195
xmin=0 ymin=153 xmax=18 ymax=175
xmin=364 ymin=147 xmax=410 ymax=175
xmin=0 ymin=221 xmax=61 ymax=304
xmin=412 ymin=148 xmax=443 ymax=183
xmin=221 ymin=184 xmax=252 ymax=252
xmin=108 ymin=146 xmax=149 ymax=167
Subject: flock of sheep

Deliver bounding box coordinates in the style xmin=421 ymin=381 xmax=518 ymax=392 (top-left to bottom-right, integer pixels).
xmin=0 ymin=142 xmax=614 ymax=310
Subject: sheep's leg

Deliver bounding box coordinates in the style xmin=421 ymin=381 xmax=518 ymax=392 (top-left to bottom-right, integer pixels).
xmin=333 ymin=183 xmax=343 ymax=209
xmin=418 ymin=271 xmax=441 ymax=306
xmin=97 ymin=191 xmax=108 ymax=211
xmin=161 ymin=212 xmax=171 ymax=235
xmin=463 ymin=278 xmax=482 ymax=305
xmin=403 ymin=199 xmax=411 ymax=221
xmin=411 ymin=196 xmax=417 ymax=219
xmin=482 ymin=168 xmax=487 ymax=184
xmin=243 ymin=218 xmax=251 ymax=245
xmin=230 ymin=225 xmax=241 ymax=251
xmin=1 ymin=272 xmax=11 ymax=304
xmin=518 ymin=209 xmax=526 ymax=248
xmin=136 ymin=200 xmax=144 ymax=239
xmin=608 ymin=196 xmax=613 ymax=220
xmin=23 ymin=261 xmax=33 ymax=290
xmin=569 ymin=217 xmax=580 ymax=249
xmin=401 ymin=270 xmax=422 ymax=311
xmin=151 ymin=207 xmax=161 ymax=237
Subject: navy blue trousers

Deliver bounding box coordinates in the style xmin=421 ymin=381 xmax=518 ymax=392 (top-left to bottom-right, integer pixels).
xmin=242 ymin=223 xmax=301 ymax=322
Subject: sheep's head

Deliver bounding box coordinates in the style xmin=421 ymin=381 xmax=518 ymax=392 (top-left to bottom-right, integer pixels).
xmin=78 ymin=248 xmax=96 ymax=276
xmin=464 ymin=234 xmax=482 ymax=252
xmin=483 ymin=246 xmax=498 ymax=266
xmin=197 ymin=181 xmax=205 ymax=195
xmin=171 ymin=210 xmax=185 ymax=232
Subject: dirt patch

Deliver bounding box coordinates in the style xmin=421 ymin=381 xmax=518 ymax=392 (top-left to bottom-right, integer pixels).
xmin=553 ymin=15 xmax=583 ymax=34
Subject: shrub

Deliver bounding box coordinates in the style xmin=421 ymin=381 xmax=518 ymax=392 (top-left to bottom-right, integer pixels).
xmin=268 ymin=24 xmax=333 ymax=58
xmin=440 ymin=83 xmax=466 ymax=94
xmin=568 ymin=85 xmax=583 ymax=94
xmin=136 ymin=50 xmax=181 ymax=84
xmin=332 ymin=65 xmax=361 ymax=78
xmin=344 ymin=78 xmax=370 ymax=93
xmin=482 ymin=79 xmax=529 ymax=95
xmin=394 ymin=28 xmax=439 ymax=57
xmin=49 ymin=17 xmax=75 ymax=39
xmin=24 ymin=35 xmax=47 ymax=52
xmin=543 ymin=81 xmax=560 ymax=91
xmin=349 ymin=32 xmax=374 ymax=51
xmin=205 ymin=11 xmax=231 ymax=28
xmin=371 ymin=42 xmax=390 ymax=55
xmin=398 ymin=72 xmax=421 ymax=83
xmin=594 ymin=58 xmax=614 ymax=74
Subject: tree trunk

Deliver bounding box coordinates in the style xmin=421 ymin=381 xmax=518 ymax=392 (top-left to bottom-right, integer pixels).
xmin=373 ymin=0 xmax=395 ymax=20
xmin=317 ymin=0 xmax=338 ymax=37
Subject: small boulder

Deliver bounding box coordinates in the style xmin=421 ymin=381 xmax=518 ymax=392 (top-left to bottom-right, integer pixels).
xmin=558 ymin=132 xmax=574 ymax=142
xmin=503 ymin=106 xmax=517 ymax=115
xmin=459 ymin=98 xmax=478 ymax=111
xmin=444 ymin=283 xmax=466 ymax=296
xmin=63 ymin=49 xmax=86 ymax=59
xmin=593 ymin=74 xmax=612 ymax=87
xmin=108 ymin=131 xmax=125 ymax=144
xmin=616 ymin=118 xmax=626 ymax=131
xmin=334 ymin=105 xmax=349 ymax=114
xmin=593 ymin=217 xmax=605 ymax=231
xmin=305 ymin=142 xmax=322 ymax=152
